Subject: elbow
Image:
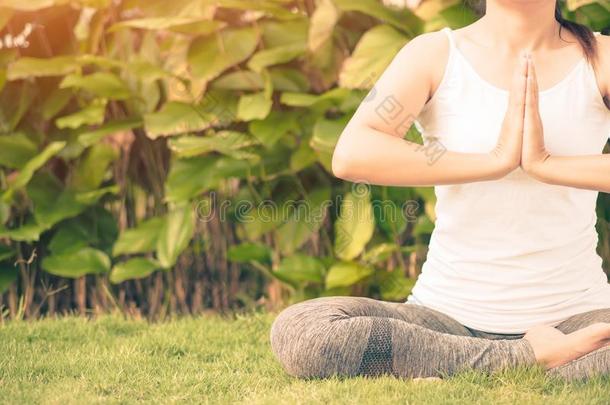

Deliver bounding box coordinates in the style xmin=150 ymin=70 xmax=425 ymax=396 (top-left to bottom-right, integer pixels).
xmin=331 ymin=140 xmax=359 ymax=181
xmin=331 ymin=122 xmax=368 ymax=181
xmin=331 ymin=147 xmax=350 ymax=180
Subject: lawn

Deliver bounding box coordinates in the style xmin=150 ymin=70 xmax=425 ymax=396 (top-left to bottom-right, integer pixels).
xmin=1 ymin=310 xmax=610 ymax=405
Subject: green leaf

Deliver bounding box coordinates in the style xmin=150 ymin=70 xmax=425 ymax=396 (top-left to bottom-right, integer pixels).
xmin=48 ymin=222 xmax=89 ymax=255
xmin=126 ymin=60 xmax=172 ymax=83
xmin=279 ymin=92 xmax=320 ymax=107
xmin=308 ymin=0 xmax=341 ymax=52
xmin=0 ymin=221 xmax=50 ymax=242
xmin=333 ymin=0 xmax=422 ymax=35
xmin=325 ymin=261 xmax=374 ymax=289
xmin=576 ymin=4 xmax=610 ymax=32
xmin=213 ymin=0 xmax=300 ymax=20
xmin=0 ymin=244 xmax=14 ymax=262
xmin=436 ymin=4 xmax=479 ymax=28
xmin=0 ymin=132 xmax=38 ymax=169
xmin=339 ymin=24 xmax=409 ymax=89
xmin=334 ymin=189 xmax=375 ymax=261
xmin=276 ymin=186 xmax=331 ymax=255
xmin=310 ymin=115 xmax=350 ymax=155
xmin=34 ymin=192 xmax=86 ymax=228
xmin=70 ymin=206 xmax=118 ymax=254
xmin=279 ymin=87 xmax=353 ymax=107
xmin=374 ymin=197 xmax=407 ymax=237
xmin=247 ymin=43 xmax=306 ymax=73
xmin=309 ymin=114 xmax=350 ymax=171
xmin=60 ymin=72 xmax=131 ymax=100
xmin=0 ymin=200 xmax=8 ymax=224
xmin=70 ymin=143 xmax=118 ymax=191
xmin=290 ymin=138 xmax=318 ymax=172
xmin=26 ymin=172 xmax=90 ymax=228
xmin=362 ymin=243 xmax=400 ymax=264
xmin=2 ymin=141 xmax=66 ymax=202
xmin=210 ymin=71 xmax=264 ymax=91
xmin=74 ymin=186 xmax=119 ymax=205
xmin=55 ymin=101 xmax=107 ymax=129
xmin=77 ymin=118 xmax=142 ymax=148
xmin=112 ymin=217 xmax=165 ymax=257
xmin=0 ymin=80 xmax=35 ymax=132
xmin=7 ymin=56 xmax=79 ymax=80
xmin=168 ymin=131 xmax=258 ymax=159
xmin=144 ymin=101 xmax=214 ymax=139
xmin=248 ymin=111 xmax=298 ymax=148
xmin=109 ymin=17 xmax=224 ymax=35
xmin=110 ymin=257 xmax=160 ymax=284
xmin=269 ymin=68 xmax=310 ymax=92
xmin=236 ymin=92 xmax=273 ymax=121
xmin=156 ymin=204 xmax=195 ymax=269
xmin=188 ymin=27 xmax=259 ymax=82
xmin=0 ymin=262 xmax=18 ymax=294
xmin=567 ymin=0 xmax=600 ymax=11
xmin=261 ymin=18 xmax=309 ymax=47
xmin=165 ymin=155 xmax=251 ymax=203
xmin=275 ymin=254 xmax=325 ymax=285
xmin=227 ymin=243 xmax=272 ymax=264
xmin=378 ymin=270 xmax=416 ymax=301
xmin=414 ymin=214 xmax=435 ymax=236
xmin=42 ymin=247 xmax=111 ymax=278
xmin=41 ymin=87 xmax=73 ymax=120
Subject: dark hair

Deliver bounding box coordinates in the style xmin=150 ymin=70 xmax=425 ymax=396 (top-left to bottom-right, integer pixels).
xmin=554 ymin=0 xmax=598 ymax=64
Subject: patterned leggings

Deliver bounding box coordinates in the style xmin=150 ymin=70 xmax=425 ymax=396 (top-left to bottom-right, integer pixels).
xmin=269 ymin=296 xmax=610 ymax=381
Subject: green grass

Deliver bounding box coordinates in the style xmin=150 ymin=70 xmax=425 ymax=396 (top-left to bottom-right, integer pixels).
xmin=1 ymin=311 xmax=610 ymax=405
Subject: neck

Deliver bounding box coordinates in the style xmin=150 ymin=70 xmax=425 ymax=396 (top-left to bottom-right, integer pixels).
xmin=479 ymin=0 xmax=561 ymax=53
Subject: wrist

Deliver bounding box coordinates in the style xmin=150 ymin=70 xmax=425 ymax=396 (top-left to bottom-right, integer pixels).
xmin=522 ymin=152 xmax=551 ymax=180
xmin=491 ymin=146 xmax=520 ymax=174
xmin=486 ymin=151 xmax=517 ymax=179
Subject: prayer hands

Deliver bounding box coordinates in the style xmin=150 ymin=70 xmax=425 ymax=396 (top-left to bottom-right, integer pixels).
xmin=491 ymin=52 xmax=550 ymax=175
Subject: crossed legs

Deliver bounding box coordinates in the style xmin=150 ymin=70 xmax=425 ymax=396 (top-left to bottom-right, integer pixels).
xmin=269 ymin=296 xmax=610 ymax=381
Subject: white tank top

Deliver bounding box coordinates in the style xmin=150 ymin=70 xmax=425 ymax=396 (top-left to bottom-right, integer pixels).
xmin=407 ymin=27 xmax=610 ymax=334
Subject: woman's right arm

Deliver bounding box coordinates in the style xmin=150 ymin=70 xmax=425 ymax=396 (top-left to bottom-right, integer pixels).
xmin=331 ymin=31 xmax=526 ymax=187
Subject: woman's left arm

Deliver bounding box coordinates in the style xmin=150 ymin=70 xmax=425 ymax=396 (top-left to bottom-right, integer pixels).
xmin=522 ymin=41 xmax=610 ymax=193
xmin=525 ymin=154 xmax=610 ymax=193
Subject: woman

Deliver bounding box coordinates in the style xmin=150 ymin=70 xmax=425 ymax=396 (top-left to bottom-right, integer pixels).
xmin=269 ymin=0 xmax=610 ymax=381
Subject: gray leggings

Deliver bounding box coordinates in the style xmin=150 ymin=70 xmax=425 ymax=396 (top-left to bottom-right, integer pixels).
xmin=269 ymin=296 xmax=610 ymax=381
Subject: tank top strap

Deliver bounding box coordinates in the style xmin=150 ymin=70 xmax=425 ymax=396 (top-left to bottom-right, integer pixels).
xmin=441 ymin=26 xmax=457 ymax=51
xmin=438 ymin=27 xmax=461 ymax=85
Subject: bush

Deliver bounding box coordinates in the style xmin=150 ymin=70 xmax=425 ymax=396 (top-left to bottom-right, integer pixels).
xmin=0 ymin=0 xmax=608 ymax=319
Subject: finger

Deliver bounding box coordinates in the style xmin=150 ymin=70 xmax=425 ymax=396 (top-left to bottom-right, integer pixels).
xmin=509 ymin=51 xmax=528 ymax=117
xmin=525 ymin=56 xmax=539 ymax=121
xmin=528 ymin=56 xmax=539 ymax=107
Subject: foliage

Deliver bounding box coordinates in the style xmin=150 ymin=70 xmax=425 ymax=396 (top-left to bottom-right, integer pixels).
xmin=0 ymin=0 xmax=608 ymax=318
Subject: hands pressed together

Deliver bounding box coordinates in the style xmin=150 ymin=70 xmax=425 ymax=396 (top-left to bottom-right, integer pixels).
xmin=493 ymin=51 xmax=551 ymax=176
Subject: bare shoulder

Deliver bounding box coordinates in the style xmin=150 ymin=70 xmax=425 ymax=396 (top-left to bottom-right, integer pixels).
xmin=594 ymin=33 xmax=610 ymax=100
xmin=396 ymin=30 xmax=451 ymax=102
xmin=350 ymin=29 xmax=451 ymax=135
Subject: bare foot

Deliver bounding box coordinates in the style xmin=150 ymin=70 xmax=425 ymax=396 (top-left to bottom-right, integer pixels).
xmin=524 ymin=322 xmax=610 ymax=369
